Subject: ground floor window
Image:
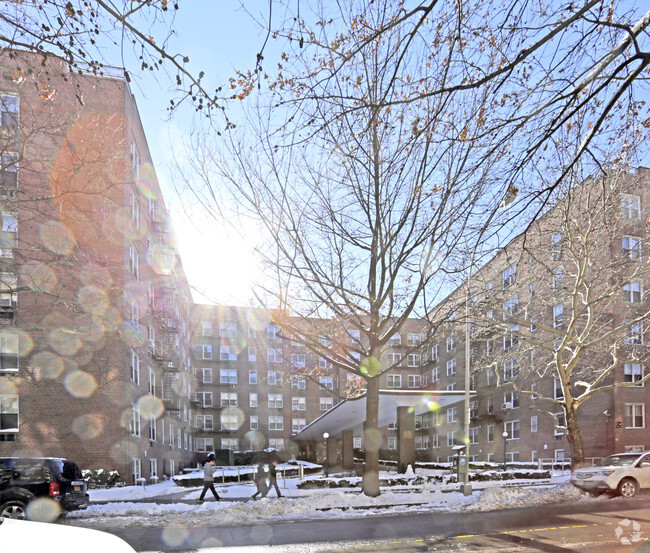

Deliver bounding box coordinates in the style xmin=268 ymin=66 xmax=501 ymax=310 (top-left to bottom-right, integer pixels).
xmin=132 ymin=458 xmax=141 ymax=483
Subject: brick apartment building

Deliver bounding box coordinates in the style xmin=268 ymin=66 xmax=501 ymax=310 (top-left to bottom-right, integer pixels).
xmin=0 ymin=50 xmax=196 ymax=483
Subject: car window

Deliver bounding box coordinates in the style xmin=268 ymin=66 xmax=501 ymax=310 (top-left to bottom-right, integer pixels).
xmin=62 ymin=461 xmax=81 ymax=480
xmin=12 ymin=460 xmax=50 ymax=483
xmin=597 ymin=454 xmax=641 ymax=466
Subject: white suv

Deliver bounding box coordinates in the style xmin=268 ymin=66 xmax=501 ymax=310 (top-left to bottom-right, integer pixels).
xmin=571 ymin=452 xmax=650 ymax=497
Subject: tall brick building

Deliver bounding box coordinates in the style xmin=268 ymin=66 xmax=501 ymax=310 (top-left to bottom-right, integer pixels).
xmin=0 ymin=50 xmax=196 ymax=482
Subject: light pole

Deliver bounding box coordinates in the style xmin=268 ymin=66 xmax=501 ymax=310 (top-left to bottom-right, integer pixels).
xmin=502 ymin=431 xmax=509 ymax=471
xmin=323 ymin=432 xmax=329 ymax=477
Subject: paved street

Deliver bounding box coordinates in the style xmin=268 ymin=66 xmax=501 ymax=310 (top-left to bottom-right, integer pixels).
xmin=105 ymin=497 xmax=650 ymax=552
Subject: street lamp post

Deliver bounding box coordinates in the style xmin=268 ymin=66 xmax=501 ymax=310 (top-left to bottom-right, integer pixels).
xmin=502 ymin=431 xmax=509 ymax=471
xmin=323 ymin=432 xmax=329 ymax=477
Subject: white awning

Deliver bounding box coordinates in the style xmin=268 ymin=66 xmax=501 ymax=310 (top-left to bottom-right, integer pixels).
xmin=294 ymin=389 xmax=472 ymax=441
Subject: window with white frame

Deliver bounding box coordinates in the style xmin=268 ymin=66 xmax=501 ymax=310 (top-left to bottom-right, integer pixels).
xmin=447 ymin=382 xmax=456 ymax=390
xmin=504 ymin=390 xmax=519 ymax=409
xmin=248 ymin=347 xmax=257 ymax=362
xmin=503 ymin=358 xmax=519 ymax=381
xmin=387 ymin=333 xmax=402 ymax=346
xmin=446 ymin=337 xmax=455 ymax=352
xmin=267 ymin=370 xmax=282 ymax=385
xmin=0 ymin=95 xmax=19 ymax=133
xmin=624 ymin=322 xmax=644 ymax=345
xmin=196 ymin=438 xmax=214 ymax=453
xmin=291 ymin=376 xmax=306 ymax=390
xmin=407 ymin=353 xmax=421 ymax=367
xmin=551 ymin=232 xmax=563 ymax=260
xmin=487 ymin=424 xmax=495 ymax=442
xmin=221 ymin=438 xmax=238 ymax=450
xmin=202 ymin=392 xmax=213 ymax=408
xmin=149 ymin=417 xmax=157 ymax=441
xmin=268 ymin=393 xmax=283 ymax=408
xmin=221 ymin=413 xmax=239 ymax=431
xmin=130 ymin=350 xmax=140 ymax=385
xmin=384 ymin=352 xmax=402 ymax=368
xmin=292 ymin=397 xmax=306 ymax=411
xmin=552 ymin=267 xmax=563 ymax=294
xmin=0 ymin=213 xmax=16 ymax=258
xmin=217 ymin=345 xmax=237 ymax=361
xmin=387 ymin=436 xmax=397 ymax=450
xmin=386 ymin=373 xmax=402 ymax=388
xmin=129 ymin=243 xmax=140 ymax=280
xmin=432 ymin=366 xmax=440 ymax=382
xmin=220 ymin=369 xmax=237 ymax=384
xmin=621 ymin=194 xmax=641 ymax=220
xmin=201 ymin=321 xmax=212 ymax=336
xmin=469 ymin=427 xmax=479 ymax=444
xmin=408 ymin=374 xmax=421 ymax=388
xmin=0 ymin=395 xmax=18 ymax=434
xmin=446 ymin=358 xmax=456 ymax=376
xmin=249 ymin=393 xmax=258 ymax=408
xmin=220 ymin=322 xmax=237 ymax=338
xmin=292 ymin=418 xmax=306 ymax=432
xmin=502 ymin=263 xmax=517 ymax=289
xmin=624 ymin=362 xmax=644 ymax=385
xmin=407 ymin=333 xmax=423 ymax=346
xmin=132 ymin=458 xmax=141 ymax=483
xmin=268 ymin=415 xmax=284 ymax=431
xmin=320 ymin=376 xmax=334 ymax=389
xmin=504 ymin=420 xmax=520 ymax=439
xmin=250 ymin=415 xmax=258 ymax=430
xmin=447 ymin=431 xmax=456 ymax=447
xmin=202 ymin=368 xmax=213 ymax=384
xmin=623 ymin=236 xmax=642 ymax=260
xmin=487 ymin=396 xmax=494 ymax=414
xmin=220 ymin=392 xmax=238 ymax=407
xmin=267 ymin=325 xmax=281 ymax=340
xmin=203 ymin=415 xmax=214 ymax=431
xmin=320 ymin=397 xmax=333 ymax=411
xmin=531 ymin=415 xmax=538 ymax=432
xmin=623 ymin=282 xmax=643 ymax=303
xmin=504 ymin=326 xmax=518 ymax=350
xmin=626 ymin=404 xmax=645 ymax=428
xmin=130 ymin=407 xmax=141 ymax=437
xmin=0 ymin=334 xmax=18 ymax=372
xmin=354 ymin=437 xmax=362 ymax=449
xmin=269 ymin=438 xmax=284 ymax=450
xmin=148 ymin=368 xmax=156 ymax=396
xmin=447 ymin=407 xmax=457 ymax=423
xmin=291 ymin=354 xmax=306 ymax=369
xmin=530 ymin=283 xmax=536 ymax=298
xmin=431 ymin=345 xmax=439 ymax=361
xmin=201 ymin=344 xmax=212 ymax=360
xmin=249 ymin=370 xmax=257 ymax=384
xmin=267 ymin=348 xmax=282 ymax=363
xmin=503 ymin=295 xmax=519 ymax=318
xmin=554 ymin=377 xmax=564 ymax=399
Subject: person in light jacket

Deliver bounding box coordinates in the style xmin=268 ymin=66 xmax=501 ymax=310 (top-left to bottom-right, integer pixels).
xmin=198 ymin=453 xmax=221 ymax=502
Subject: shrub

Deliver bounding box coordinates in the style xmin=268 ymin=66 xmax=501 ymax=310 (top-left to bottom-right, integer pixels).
xmin=82 ymin=468 xmax=121 ymax=488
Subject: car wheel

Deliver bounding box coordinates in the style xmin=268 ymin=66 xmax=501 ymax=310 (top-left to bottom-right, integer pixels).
xmin=617 ymin=478 xmax=639 ymax=498
xmin=0 ymin=500 xmax=27 ymax=519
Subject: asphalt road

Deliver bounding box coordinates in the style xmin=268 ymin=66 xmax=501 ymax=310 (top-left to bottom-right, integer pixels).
xmin=108 ymin=497 xmax=650 ymax=552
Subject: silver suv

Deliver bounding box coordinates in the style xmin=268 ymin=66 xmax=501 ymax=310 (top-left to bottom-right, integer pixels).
xmin=571 ymin=452 xmax=650 ymax=497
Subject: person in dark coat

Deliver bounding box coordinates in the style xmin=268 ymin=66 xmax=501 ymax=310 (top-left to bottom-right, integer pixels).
xmin=198 ymin=454 xmax=221 ymax=502
xmin=268 ymin=460 xmax=282 ymax=498
xmin=251 ymin=463 xmax=269 ymax=500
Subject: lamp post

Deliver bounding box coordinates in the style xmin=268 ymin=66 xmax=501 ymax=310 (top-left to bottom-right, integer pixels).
xmin=502 ymin=431 xmax=509 ymax=471
xmin=323 ymin=432 xmax=329 ymax=477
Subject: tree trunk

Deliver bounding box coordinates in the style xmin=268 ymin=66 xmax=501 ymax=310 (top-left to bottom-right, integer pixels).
xmin=565 ymin=404 xmax=585 ymax=469
xmin=362 ymin=376 xmax=381 ymax=497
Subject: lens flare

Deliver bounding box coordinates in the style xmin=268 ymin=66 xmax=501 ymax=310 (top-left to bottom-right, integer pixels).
xmin=39 ymin=220 xmax=76 ymax=255
xmin=49 ymin=327 xmax=83 ymax=356
xmin=147 ymin=243 xmax=176 ymax=275
xmin=162 ymin=525 xmax=189 ymax=548
xmin=80 ymin=263 xmax=113 ymax=288
xmin=64 ymin=370 xmax=97 ymax=398
xmin=247 ymin=310 xmax=271 ymax=333
xmin=72 ymin=413 xmax=103 ymax=440
xmin=26 ymin=497 xmax=62 ymax=523
xmin=137 ymin=394 xmax=165 ymax=420
xmin=78 ymin=285 xmax=110 ymax=315
xmin=32 ymin=351 xmax=65 ymax=380
xmin=20 ymin=262 xmax=57 ymax=292
xmin=120 ymin=320 xmax=146 ymax=348
xmin=360 ymin=356 xmax=380 ymax=377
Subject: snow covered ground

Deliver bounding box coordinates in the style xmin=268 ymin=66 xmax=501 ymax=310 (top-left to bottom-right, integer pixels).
xmin=61 ymin=465 xmax=603 ymax=532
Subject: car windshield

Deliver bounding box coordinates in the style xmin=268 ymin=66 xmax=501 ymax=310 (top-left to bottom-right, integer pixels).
xmin=596 ymin=454 xmax=642 ymax=466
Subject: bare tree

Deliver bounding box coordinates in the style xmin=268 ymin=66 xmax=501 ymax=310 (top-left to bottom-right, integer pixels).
xmin=470 ymin=168 xmax=650 ymax=467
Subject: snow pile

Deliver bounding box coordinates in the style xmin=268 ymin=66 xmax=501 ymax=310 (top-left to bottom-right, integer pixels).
xmin=468 ymin=481 xmax=592 ymax=512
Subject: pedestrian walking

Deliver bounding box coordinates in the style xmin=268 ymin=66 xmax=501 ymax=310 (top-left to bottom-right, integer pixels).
xmin=268 ymin=460 xmax=282 ymax=498
xmin=198 ymin=453 xmax=221 ymax=502
xmin=251 ymin=463 xmax=269 ymax=500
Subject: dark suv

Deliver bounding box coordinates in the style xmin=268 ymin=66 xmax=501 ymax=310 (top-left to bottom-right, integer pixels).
xmin=0 ymin=458 xmax=89 ymax=515
xmin=0 ymin=466 xmax=34 ymax=519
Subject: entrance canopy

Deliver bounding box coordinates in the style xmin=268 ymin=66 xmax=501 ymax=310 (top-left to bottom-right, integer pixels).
xmin=294 ymin=389 xmax=472 ymax=441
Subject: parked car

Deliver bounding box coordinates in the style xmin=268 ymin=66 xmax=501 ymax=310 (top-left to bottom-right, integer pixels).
xmin=0 ymin=458 xmax=89 ymax=515
xmin=0 ymin=466 xmax=35 ymax=519
xmin=571 ymin=452 xmax=650 ymax=497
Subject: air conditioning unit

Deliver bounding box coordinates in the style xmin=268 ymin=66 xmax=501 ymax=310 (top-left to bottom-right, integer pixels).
xmin=0 ymin=298 xmax=13 ymax=308
xmin=502 ymin=402 xmax=513 ymax=410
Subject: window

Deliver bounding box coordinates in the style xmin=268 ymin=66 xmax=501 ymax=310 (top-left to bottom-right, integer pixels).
xmin=625 ymin=404 xmax=645 ymax=428
xmin=268 ymin=415 xmax=284 ymax=431
xmin=250 ymin=415 xmax=258 ymax=430
xmin=386 ymin=374 xmax=401 ymax=388
xmin=202 ymin=368 xmax=213 ymax=384
xmin=551 ymin=232 xmax=563 ymax=260
xmin=0 ymin=213 xmax=17 ymax=257
xmin=384 ymin=352 xmax=402 ymax=367
xmin=552 ymin=267 xmax=563 ymax=294
xmin=623 ymin=282 xmax=642 ymax=303
xmin=503 ymin=296 xmax=519 ymax=318
xmin=530 ymin=283 xmax=536 ymax=298
xmin=387 ymin=333 xmax=402 ymax=346
xmin=269 ymin=438 xmax=284 ymax=450
xmin=132 ymin=458 xmax=141 ymax=483
xmin=202 ymin=392 xmax=213 ymax=408
xmin=202 ymin=415 xmax=214 ymax=431
xmin=487 ymin=396 xmax=494 ymax=414
xmin=407 ymin=333 xmax=423 ymax=346
xmin=504 ymin=390 xmax=519 ymax=409
xmin=0 ymin=395 xmax=18 ymax=433
xmin=387 ymin=437 xmax=397 ymax=450
xmin=0 ymin=333 xmax=18 ymax=372
xmin=487 ymin=365 xmax=496 ymax=386
xmin=447 ymin=432 xmax=456 ymax=447
xmin=407 ymin=354 xmax=421 ymax=367
xmin=129 ymin=243 xmax=140 ymax=280
xmin=347 ymin=329 xmax=360 ymax=344
xmin=0 ymin=95 xmax=19 ymax=131
xmin=221 ymin=438 xmax=238 ymax=451
xmin=624 ymin=363 xmax=644 ymax=386
xmin=0 ymin=153 xmax=17 ymax=189
xmin=320 ymin=376 xmax=334 ymax=389
xmin=267 ymin=348 xmax=282 ymax=363
xmin=554 ymin=304 xmax=564 ymax=330
xmin=249 ymin=370 xmax=257 ymax=385
xmin=201 ymin=344 xmax=212 ymax=360
xmin=502 ymin=264 xmax=517 ymax=289
xmin=196 ymin=438 xmax=214 ymax=453
xmin=446 ymin=337 xmax=456 ymax=352
xmin=623 ymin=236 xmax=642 ymax=260
xmin=621 ymin=194 xmax=641 ymax=220
xmin=318 ymin=356 xmax=331 ymax=369
xmin=220 ymin=346 xmax=237 ymax=361
xmin=487 ymin=424 xmax=494 ymax=442
xmin=249 ymin=393 xmax=258 ymax=408
xmin=432 ymin=366 xmax=440 ymax=382
xmin=504 ymin=420 xmax=520 ymax=439
xmin=221 ymin=414 xmax=239 ymax=431
xmin=624 ymin=322 xmax=644 ymax=345
xmin=220 ymin=322 xmax=237 ymax=338
xmin=292 ymin=418 xmax=306 ymax=432
xmin=291 ymin=376 xmax=306 ymax=390
xmin=148 ymin=368 xmax=156 ymax=396
xmin=469 ymin=427 xmax=479 ymax=444
xmin=220 ymin=369 xmax=237 ymax=385
xmin=130 ymin=407 xmax=141 ymax=437
xmin=291 ymin=354 xmax=306 ymax=369
xmin=220 ymin=392 xmax=237 ymax=407
xmin=504 ymin=326 xmax=518 ymax=350
xmin=130 ymin=350 xmax=140 ymax=385
xmin=554 ymin=377 xmax=564 ymax=399
xmin=292 ymin=397 xmax=306 ymax=411
xmin=431 ymin=345 xmax=439 ymax=362
xmin=531 ymin=416 xmax=538 ymax=433
xmin=486 ymin=339 xmax=495 ymax=356
xmin=446 ymin=358 xmax=456 ymax=376
xmin=201 ymin=321 xmax=212 ymax=336
xmin=320 ymin=397 xmax=333 ymax=411
xmin=268 ymin=393 xmax=283 ymax=408
xmin=267 ymin=325 xmax=281 ymax=340
xmin=267 ymin=370 xmax=282 ymax=385
xmin=408 ymin=374 xmax=421 ymax=388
